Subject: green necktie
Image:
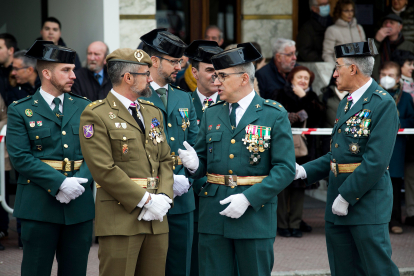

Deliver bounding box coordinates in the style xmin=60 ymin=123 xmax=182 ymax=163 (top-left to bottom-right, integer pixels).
xmin=53 ymin=97 xmax=63 ymax=119
xmin=156 ymin=88 xmax=168 ymax=109
xmin=229 ymin=103 xmax=239 ymax=131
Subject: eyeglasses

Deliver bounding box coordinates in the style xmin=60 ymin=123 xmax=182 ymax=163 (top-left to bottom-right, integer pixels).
xmin=212 ymin=72 xmax=245 ymax=82
xmin=156 ymin=56 xmax=183 ymax=66
xmin=279 ymin=51 xmax=298 ymax=58
xmin=121 ymin=71 xmax=151 ymax=77
xmin=12 ymin=66 xmax=29 ymax=71
xmin=334 ymin=63 xmax=351 ymax=71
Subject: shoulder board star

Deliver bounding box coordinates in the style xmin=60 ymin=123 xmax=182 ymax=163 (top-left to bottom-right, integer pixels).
xmin=256 ymin=104 xmax=261 ymax=108
xmin=364 ymin=98 xmax=368 ymax=101
xmin=34 ymin=100 xmax=38 ymax=104
xmin=69 ymin=97 xmax=73 ymax=101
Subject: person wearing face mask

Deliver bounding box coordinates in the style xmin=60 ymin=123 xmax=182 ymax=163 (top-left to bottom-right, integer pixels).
xmin=322 ymin=0 xmax=366 ymax=63
xmin=296 ymin=0 xmax=333 ymax=62
xmin=391 ymin=49 xmax=414 ymax=93
xmin=379 ymin=61 xmax=414 ymax=234
xmin=271 ymin=66 xmax=324 ymax=237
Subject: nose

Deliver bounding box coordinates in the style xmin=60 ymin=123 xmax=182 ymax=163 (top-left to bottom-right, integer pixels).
xmin=333 ymin=70 xmax=339 ymax=78
xmin=70 ymin=70 xmax=76 ymax=79
xmin=175 ymin=63 xmax=182 ymax=71
xmin=213 ymin=77 xmax=221 ymax=86
xmin=148 ymin=75 xmax=153 ymax=82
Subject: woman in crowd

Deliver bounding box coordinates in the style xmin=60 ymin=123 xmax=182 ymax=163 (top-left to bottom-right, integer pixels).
xmin=271 ymin=66 xmax=324 ymax=238
xmin=322 ymin=0 xmax=366 ymax=63
xmin=392 ymin=49 xmax=414 ymax=94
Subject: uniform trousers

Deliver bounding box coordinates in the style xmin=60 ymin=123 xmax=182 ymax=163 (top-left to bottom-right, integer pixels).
xmin=20 ymin=219 xmax=93 ymax=276
xmin=198 ymin=233 xmax=274 ymax=276
xmin=98 ymin=233 xmax=168 ymax=276
xmin=190 ymin=221 xmax=199 ymax=276
xmin=166 ymin=211 xmax=194 ymax=276
xmin=325 ymin=221 xmax=399 ymax=276
xmin=277 ymin=185 xmax=305 ymax=229
xmin=404 ymin=161 xmax=414 ymax=217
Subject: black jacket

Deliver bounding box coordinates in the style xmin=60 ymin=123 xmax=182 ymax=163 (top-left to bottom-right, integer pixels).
xmin=6 ymin=77 xmax=41 ymax=106
xmin=255 ymin=58 xmax=289 ymax=99
xmin=71 ymin=67 xmax=112 ymax=102
xmin=0 ymin=65 xmax=12 ymax=105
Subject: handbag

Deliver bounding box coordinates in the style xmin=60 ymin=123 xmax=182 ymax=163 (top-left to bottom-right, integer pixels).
xmin=293 ymin=120 xmax=308 ymax=157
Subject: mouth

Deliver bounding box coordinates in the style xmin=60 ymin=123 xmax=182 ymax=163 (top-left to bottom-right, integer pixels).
xmin=217 ymin=88 xmax=223 ymax=94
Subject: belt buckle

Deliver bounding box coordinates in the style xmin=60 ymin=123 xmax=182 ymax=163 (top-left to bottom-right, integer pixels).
xmin=224 ymin=175 xmax=238 ymax=188
xmin=63 ymin=158 xmax=73 ymax=172
xmin=147 ymin=177 xmax=159 ymax=189
xmin=330 ymin=162 xmax=337 ymax=177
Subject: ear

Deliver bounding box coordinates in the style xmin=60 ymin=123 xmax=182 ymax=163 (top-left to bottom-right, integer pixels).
xmin=241 ymin=73 xmax=250 ymax=86
xmin=27 ymin=66 xmax=35 ymax=74
xmin=42 ymin=69 xmax=52 ymax=80
xmin=123 ymin=72 xmax=134 ymax=85
xmin=349 ymin=64 xmax=358 ymax=76
xmin=150 ymin=56 xmax=159 ymax=68
xmin=191 ymin=66 xmax=199 ymax=80
xmin=275 ymin=53 xmax=282 ymax=63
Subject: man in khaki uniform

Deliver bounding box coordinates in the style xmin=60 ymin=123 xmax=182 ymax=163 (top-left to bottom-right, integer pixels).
xmin=80 ymin=48 xmax=174 ymax=276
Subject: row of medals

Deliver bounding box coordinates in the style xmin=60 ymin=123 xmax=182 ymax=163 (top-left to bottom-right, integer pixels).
xmin=242 ymin=125 xmax=271 ymax=165
xmin=344 ymin=109 xmax=371 ymax=137
xmin=180 ymin=108 xmax=190 ymax=131
xmin=149 ymin=117 xmax=164 ymax=145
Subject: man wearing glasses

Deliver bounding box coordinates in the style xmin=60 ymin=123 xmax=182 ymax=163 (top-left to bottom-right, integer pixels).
xmin=255 ymin=38 xmax=298 ymax=99
xmin=295 ymin=39 xmax=400 ymax=275
xmin=178 ymin=43 xmax=296 ymax=276
xmin=79 ymin=48 xmax=174 ymax=276
xmin=140 ymin=28 xmax=198 ymax=276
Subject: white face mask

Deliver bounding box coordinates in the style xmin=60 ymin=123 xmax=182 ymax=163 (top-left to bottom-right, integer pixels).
xmin=380 ymin=76 xmax=396 ymax=90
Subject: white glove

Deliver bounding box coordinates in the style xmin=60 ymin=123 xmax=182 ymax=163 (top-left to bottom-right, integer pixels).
xmin=332 ymin=194 xmax=349 ymax=216
xmin=178 ymin=141 xmax=199 ymax=171
xmin=56 ymin=190 xmax=71 ymax=204
xmin=143 ymin=194 xmax=173 ymax=222
xmin=141 ymin=210 xmax=158 ymax=221
xmin=173 ymin=174 xmax=191 ymax=198
xmin=295 ymin=163 xmax=307 ymax=180
xmin=59 ymin=177 xmax=87 ymax=200
xmin=219 ymin=194 xmax=250 ymax=219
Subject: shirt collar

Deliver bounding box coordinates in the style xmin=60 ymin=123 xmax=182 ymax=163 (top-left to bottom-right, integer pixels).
xmin=150 ymin=81 xmax=168 ymax=91
xmin=39 ymin=87 xmax=65 ymax=106
xmin=95 ymin=68 xmax=104 ymax=78
xmin=196 ymin=88 xmax=218 ymax=105
xmin=110 ymin=89 xmax=140 ymax=111
xmin=350 ymin=78 xmax=372 ymax=104
xmin=232 ymin=89 xmax=256 ymax=111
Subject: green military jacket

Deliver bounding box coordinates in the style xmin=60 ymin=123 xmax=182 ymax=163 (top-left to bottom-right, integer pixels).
xmin=142 ymin=85 xmax=198 ymax=215
xmin=79 ymin=92 xmax=173 ymax=236
xmin=303 ymin=80 xmax=399 ymax=225
xmin=190 ymin=89 xmax=221 ymax=127
xmin=7 ymin=89 xmax=94 ymax=225
xmin=189 ymin=93 xmax=296 ymax=239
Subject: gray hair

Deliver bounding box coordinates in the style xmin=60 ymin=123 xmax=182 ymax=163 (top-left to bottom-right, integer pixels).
xmin=342 ymin=56 xmax=375 ymax=77
xmin=14 ymin=50 xmax=37 ymax=68
xmin=309 ymin=0 xmax=318 ymax=7
xmin=107 ymin=61 xmax=141 ymax=86
xmin=205 ymin=25 xmax=223 ymax=40
xmin=233 ymin=62 xmax=255 ymax=86
xmin=272 ymin=38 xmax=295 ymax=56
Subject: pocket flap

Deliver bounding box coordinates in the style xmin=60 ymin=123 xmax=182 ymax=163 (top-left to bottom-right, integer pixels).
xmin=72 ymin=125 xmax=79 ymax=134
xmin=176 ymin=115 xmax=184 ymax=125
xmin=206 ymin=132 xmax=222 ymax=144
xmin=28 ymin=128 xmax=51 ymax=140
xmin=109 ymin=130 xmax=136 ymax=140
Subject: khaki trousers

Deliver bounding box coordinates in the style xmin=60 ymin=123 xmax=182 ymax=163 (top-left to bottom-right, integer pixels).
xmin=98 ymin=233 xmax=168 ymax=276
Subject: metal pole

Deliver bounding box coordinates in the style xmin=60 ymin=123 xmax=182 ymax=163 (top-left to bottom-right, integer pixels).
xmin=0 ymin=125 xmax=13 ymax=214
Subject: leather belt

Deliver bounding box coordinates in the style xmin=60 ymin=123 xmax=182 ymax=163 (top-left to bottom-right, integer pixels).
xmin=96 ymin=177 xmax=159 ymax=189
xmin=330 ymin=161 xmax=361 ymax=177
xmin=206 ymin=173 xmax=267 ymax=188
xmin=171 ymin=153 xmax=182 ymax=169
xmin=41 ymin=158 xmax=83 ymax=171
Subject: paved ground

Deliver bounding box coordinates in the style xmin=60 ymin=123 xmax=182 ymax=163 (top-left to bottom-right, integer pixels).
xmin=1 ymin=196 xmax=413 ymax=276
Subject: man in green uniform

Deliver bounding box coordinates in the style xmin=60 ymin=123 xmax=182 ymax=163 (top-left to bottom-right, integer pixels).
xmin=140 ymin=28 xmax=198 ymax=276
xmin=296 ymin=39 xmax=400 ymax=276
xmin=179 ymin=43 xmax=296 ymax=276
xmin=6 ymin=40 xmax=94 ymax=276
xmin=184 ymin=40 xmax=222 ymax=276
xmin=79 ymin=48 xmax=174 ymax=276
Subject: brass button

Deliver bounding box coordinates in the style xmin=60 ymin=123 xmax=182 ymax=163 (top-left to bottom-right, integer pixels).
xmin=152 ymin=169 xmax=155 ymax=173
xmin=64 ymin=144 xmax=68 ymax=148
xmin=262 ymin=205 xmax=265 ymax=208
xmin=204 ymin=192 xmax=208 ymax=195
xmin=118 ymin=202 xmax=121 ymax=205
xmin=48 ymin=189 xmax=51 ymax=193
xmin=123 ymin=136 xmax=127 ymax=141
xmin=338 ymin=129 xmax=341 ymax=133
xmin=265 ymin=100 xmax=269 ymax=102
xmin=36 ymin=135 xmax=39 ymax=139
xmin=209 ymin=138 xmax=212 ymax=141
xmin=171 ymin=137 xmax=175 ymax=141
xmin=148 ymin=155 xmax=151 ymax=158
xmin=229 ymin=170 xmax=233 ymax=174
xmin=273 ymin=102 xmax=276 ymax=105
xmin=335 ymin=144 xmax=338 ymax=148
xmin=229 ymin=154 xmax=234 ymax=159
xmin=146 ymin=140 xmax=148 ymax=144
xmin=231 ymin=139 xmax=236 ymax=144
xmin=168 ymin=123 xmax=172 ymax=127
xmin=172 ymin=152 xmax=175 ymax=155
xmin=64 ymin=157 xmax=69 ymax=162
xmin=27 ymin=180 xmax=30 ymax=183
xmin=64 ymin=173 xmax=68 ymax=176
xmin=62 ymin=131 xmax=66 ymax=135
xmin=356 ymin=198 xmax=359 ymax=200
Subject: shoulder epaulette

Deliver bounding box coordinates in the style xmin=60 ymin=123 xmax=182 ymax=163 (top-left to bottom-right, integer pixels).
xmin=86 ymin=99 xmax=106 ymax=109
xmin=169 ymin=84 xmax=190 ymax=92
xmin=373 ymin=89 xmax=387 ymax=99
xmin=12 ymin=96 xmax=32 ymax=105
xmin=264 ymin=99 xmax=285 ymax=111
xmin=209 ymin=100 xmax=225 ymax=108
xmin=69 ymin=92 xmax=92 ymax=102
xmin=138 ymin=99 xmax=159 ymax=108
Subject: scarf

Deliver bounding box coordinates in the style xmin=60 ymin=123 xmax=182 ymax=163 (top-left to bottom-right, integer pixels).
xmin=184 ymin=64 xmax=197 ymax=92
xmin=381 ymin=33 xmax=405 ymax=65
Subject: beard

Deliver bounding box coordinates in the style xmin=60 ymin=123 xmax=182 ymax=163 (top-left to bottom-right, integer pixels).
xmin=157 ymin=63 xmax=176 ymax=83
xmin=87 ymin=62 xmax=103 ymax=73
xmin=50 ymin=74 xmax=71 ymax=93
xmin=132 ymin=83 xmax=152 ymax=98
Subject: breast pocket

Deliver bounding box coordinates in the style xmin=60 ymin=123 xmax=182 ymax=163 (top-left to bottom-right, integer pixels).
xmin=28 ymin=128 xmax=51 ymax=157
xmin=206 ymin=132 xmax=222 ymax=163
xmin=109 ymin=130 xmax=138 ymax=162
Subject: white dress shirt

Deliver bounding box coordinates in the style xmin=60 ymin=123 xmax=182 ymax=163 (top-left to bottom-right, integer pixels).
xmin=110 ymin=89 xmax=148 ymax=207
xmin=150 ymin=82 xmax=169 ymax=98
xmin=40 ymin=87 xmax=64 ymax=112
xmin=229 ymin=90 xmax=256 ymax=126
xmin=196 ymin=88 xmax=218 ymax=105
xmin=349 ymin=78 xmax=372 ymax=109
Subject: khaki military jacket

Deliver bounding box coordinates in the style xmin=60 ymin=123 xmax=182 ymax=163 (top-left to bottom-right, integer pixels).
xmin=80 ymin=92 xmax=173 ymax=236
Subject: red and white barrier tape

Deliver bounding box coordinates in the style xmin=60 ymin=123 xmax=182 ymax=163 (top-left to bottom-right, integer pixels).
xmin=291 ymin=128 xmax=414 ymax=135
